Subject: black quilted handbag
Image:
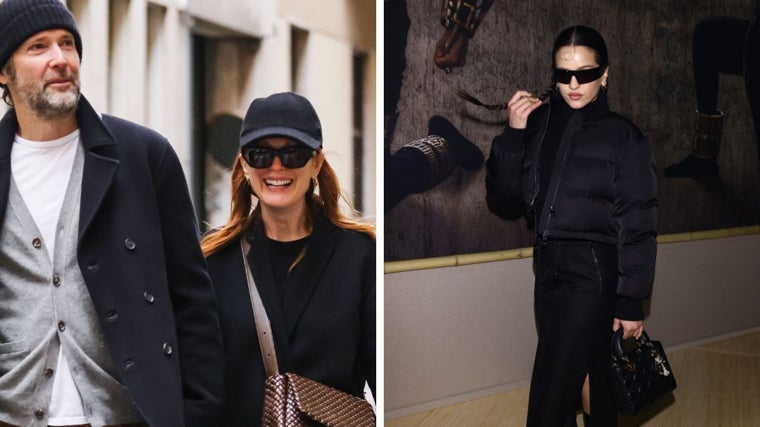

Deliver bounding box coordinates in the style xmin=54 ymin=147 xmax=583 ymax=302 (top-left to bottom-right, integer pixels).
xmin=608 ymin=329 xmax=677 ymax=416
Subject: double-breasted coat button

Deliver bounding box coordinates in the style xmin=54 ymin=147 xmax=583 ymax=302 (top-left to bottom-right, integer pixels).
xmin=34 ymin=409 xmax=44 ymax=419
xmin=58 ymin=321 xmax=66 ymax=332
xmin=52 ymin=275 xmax=61 ymax=287
xmin=162 ymin=343 xmax=173 ymax=355
xmin=143 ymin=292 xmax=155 ymax=303
xmin=124 ymin=238 xmax=136 ymax=250
xmin=32 ymin=238 xmax=42 ymax=248
xmin=44 ymin=368 xmax=54 ymax=377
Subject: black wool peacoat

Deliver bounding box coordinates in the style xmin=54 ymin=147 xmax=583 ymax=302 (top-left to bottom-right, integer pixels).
xmin=206 ymin=213 xmax=376 ymax=426
xmin=0 ymin=96 xmax=225 ymax=427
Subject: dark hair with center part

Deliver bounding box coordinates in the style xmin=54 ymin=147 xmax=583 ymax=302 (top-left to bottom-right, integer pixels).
xmin=552 ymin=25 xmax=609 ymax=69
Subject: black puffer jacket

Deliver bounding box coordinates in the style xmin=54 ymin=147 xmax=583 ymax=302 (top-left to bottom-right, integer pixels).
xmin=486 ymin=91 xmax=657 ymax=318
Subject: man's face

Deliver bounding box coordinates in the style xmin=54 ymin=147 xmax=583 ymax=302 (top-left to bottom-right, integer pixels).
xmin=0 ymin=29 xmax=80 ymax=119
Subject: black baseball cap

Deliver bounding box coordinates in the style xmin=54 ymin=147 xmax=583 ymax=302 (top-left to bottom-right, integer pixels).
xmin=239 ymin=92 xmax=323 ymax=150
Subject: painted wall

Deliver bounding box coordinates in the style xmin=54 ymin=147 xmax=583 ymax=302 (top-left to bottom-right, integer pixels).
xmin=384 ymin=234 xmax=760 ymax=418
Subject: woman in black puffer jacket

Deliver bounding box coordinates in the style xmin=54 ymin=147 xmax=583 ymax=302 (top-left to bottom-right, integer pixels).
xmin=486 ymin=26 xmax=657 ymax=426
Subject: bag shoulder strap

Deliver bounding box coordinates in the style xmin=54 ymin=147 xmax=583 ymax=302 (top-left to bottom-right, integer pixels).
xmin=241 ymin=239 xmax=280 ymax=377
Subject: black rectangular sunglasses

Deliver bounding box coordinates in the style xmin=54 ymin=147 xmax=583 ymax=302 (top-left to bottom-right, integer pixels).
xmin=553 ymin=66 xmax=605 ymax=84
xmin=241 ymin=146 xmax=316 ymax=169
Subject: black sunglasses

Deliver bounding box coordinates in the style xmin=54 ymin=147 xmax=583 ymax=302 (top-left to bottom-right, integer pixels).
xmin=553 ymin=66 xmax=605 ymax=84
xmin=241 ymin=146 xmax=316 ymax=169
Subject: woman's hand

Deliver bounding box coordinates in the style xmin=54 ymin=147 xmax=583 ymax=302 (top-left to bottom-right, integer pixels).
xmin=613 ymin=318 xmax=644 ymax=340
xmin=507 ymin=90 xmax=543 ymax=129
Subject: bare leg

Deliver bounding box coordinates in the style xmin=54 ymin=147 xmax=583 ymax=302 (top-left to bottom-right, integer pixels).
xmin=581 ymin=373 xmax=591 ymax=414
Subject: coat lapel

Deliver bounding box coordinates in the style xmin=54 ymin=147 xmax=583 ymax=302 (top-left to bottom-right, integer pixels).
xmin=247 ymin=228 xmax=292 ymax=363
xmin=0 ymin=109 xmax=17 ymax=230
xmin=282 ymin=215 xmax=336 ymax=337
xmin=244 ymin=216 xmax=339 ymax=361
xmin=75 ymin=97 xmax=120 ymax=240
xmin=0 ymin=98 xmax=119 ymax=239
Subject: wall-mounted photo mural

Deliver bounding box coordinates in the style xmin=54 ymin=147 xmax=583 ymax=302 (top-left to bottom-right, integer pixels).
xmin=385 ymin=0 xmax=759 ymax=261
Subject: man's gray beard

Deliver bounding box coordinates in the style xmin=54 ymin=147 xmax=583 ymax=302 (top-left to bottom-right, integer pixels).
xmin=29 ymin=87 xmax=80 ymax=120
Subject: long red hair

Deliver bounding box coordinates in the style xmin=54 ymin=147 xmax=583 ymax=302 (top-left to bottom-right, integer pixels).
xmin=201 ymin=152 xmax=375 ymax=257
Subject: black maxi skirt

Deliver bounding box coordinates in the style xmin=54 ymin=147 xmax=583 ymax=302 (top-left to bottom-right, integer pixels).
xmin=526 ymin=239 xmax=619 ymax=427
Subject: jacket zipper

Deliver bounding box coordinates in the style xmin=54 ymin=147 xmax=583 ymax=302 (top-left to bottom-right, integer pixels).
xmin=541 ymin=137 xmax=572 ymax=241
xmin=537 ymin=107 xmax=585 ymax=242
xmin=529 ymin=105 xmax=552 ymax=220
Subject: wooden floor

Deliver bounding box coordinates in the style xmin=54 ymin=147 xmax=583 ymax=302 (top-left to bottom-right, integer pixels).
xmin=386 ymin=331 xmax=760 ymax=426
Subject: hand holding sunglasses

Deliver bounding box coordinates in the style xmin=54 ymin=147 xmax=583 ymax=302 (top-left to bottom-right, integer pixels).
xmin=242 ymin=145 xmax=317 ymax=169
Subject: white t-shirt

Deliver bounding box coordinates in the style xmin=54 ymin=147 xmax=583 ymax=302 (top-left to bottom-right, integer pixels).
xmin=11 ymin=130 xmax=88 ymax=425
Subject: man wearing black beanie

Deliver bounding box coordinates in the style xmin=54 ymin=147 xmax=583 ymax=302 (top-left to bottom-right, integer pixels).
xmin=0 ymin=1 xmax=224 ymax=427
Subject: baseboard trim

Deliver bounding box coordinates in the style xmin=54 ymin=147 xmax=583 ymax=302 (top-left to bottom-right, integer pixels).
xmin=385 ymin=325 xmax=760 ymax=420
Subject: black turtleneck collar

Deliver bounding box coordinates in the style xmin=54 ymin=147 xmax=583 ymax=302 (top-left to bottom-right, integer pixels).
xmin=549 ymin=88 xmax=610 ymax=121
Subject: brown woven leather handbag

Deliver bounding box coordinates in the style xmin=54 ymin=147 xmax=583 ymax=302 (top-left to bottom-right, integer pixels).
xmin=241 ymin=241 xmax=376 ymax=427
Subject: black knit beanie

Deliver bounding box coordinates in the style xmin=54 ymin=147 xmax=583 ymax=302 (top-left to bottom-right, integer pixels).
xmin=0 ymin=0 xmax=83 ymax=69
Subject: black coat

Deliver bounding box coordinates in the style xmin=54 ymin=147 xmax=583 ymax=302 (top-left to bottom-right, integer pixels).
xmin=0 ymin=97 xmax=224 ymax=427
xmin=486 ymin=92 xmax=658 ymax=319
xmin=206 ymin=214 xmax=376 ymax=426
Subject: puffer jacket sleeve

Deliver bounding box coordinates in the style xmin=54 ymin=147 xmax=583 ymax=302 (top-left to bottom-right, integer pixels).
xmin=485 ymin=126 xmax=528 ymax=219
xmin=613 ymin=125 xmax=658 ymax=320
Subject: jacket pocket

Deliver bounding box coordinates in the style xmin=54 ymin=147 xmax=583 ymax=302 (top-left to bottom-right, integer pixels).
xmin=0 ymin=339 xmax=28 ymax=377
xmin=0 ymin=339 xmax=26 ymax=355
xmin=590 ymin=243 xmax=604 ymax=296
xmin=554 ymin=241 xmax=601 ymax=294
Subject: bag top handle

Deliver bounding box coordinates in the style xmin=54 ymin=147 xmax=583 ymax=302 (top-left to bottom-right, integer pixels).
xmin=611 ymin=329 xmax=652 ymax=357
